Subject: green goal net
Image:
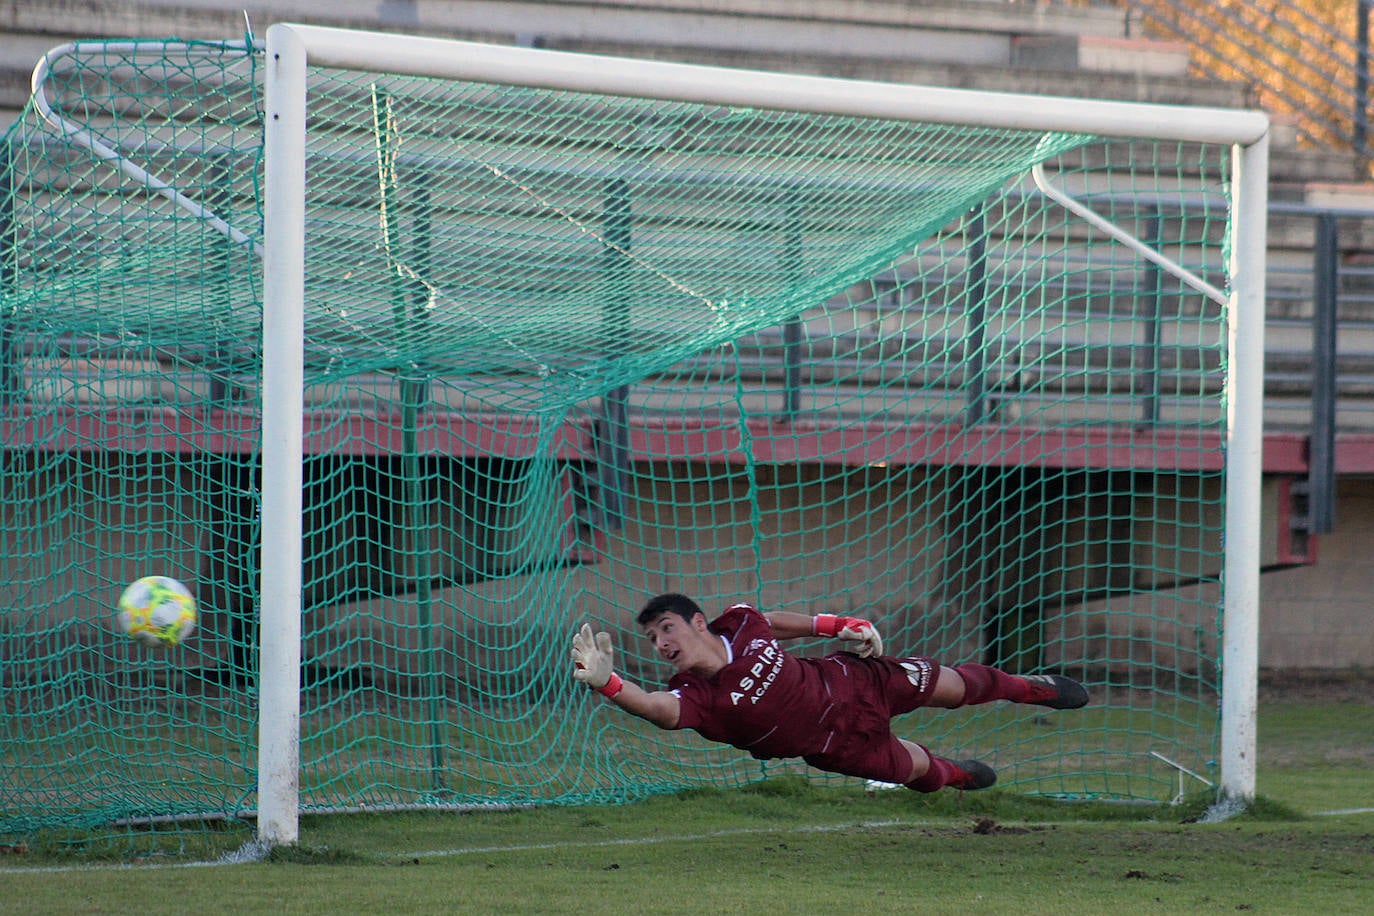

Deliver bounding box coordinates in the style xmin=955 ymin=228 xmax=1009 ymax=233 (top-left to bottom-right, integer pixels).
xmin=0 ymin=30 xmax=1264 ymax=855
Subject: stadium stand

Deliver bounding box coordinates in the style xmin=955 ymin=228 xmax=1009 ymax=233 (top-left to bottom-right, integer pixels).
xmin=1 ymin=0 xmax=1370 ymax=668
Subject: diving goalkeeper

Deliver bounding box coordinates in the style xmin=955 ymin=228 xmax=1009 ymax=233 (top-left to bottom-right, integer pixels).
xmin=571 ymin=592 xmax=1088 ymax=792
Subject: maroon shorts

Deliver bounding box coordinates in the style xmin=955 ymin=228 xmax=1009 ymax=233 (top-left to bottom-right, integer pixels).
xmin=800 ymin=653 xmax=939 ymax=785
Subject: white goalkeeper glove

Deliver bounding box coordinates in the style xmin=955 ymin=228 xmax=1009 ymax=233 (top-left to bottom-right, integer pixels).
xmin=571 ymin=623 xmax=623 ymax=697
xmin=813 ymin=614 xmax=883 ymax=658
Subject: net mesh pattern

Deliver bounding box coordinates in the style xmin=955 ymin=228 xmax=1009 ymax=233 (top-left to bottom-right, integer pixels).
xmin=0 ymin=38 xmax=1234 ymax=853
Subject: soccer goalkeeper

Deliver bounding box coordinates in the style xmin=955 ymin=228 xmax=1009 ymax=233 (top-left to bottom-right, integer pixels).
xmin=571 ymin=592 xmax=1088 ymax=792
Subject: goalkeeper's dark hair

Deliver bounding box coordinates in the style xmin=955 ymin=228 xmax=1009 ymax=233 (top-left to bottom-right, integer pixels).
xmin=637 ymin=592 xmax=704 ymax=626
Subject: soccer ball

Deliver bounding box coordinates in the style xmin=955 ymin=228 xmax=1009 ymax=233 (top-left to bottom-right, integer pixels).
xmin=117 ymin=576 xmax=197 ymax=648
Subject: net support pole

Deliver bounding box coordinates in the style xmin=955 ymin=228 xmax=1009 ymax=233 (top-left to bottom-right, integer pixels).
xmin=1219 ymin=134 xmax=1269 ymax=803
xmin=258 ymin=24 xmax=309 ymax=847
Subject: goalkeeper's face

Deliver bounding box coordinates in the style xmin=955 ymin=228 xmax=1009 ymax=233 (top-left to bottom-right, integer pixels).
xmin=641 ymin=611 xmax=724 ymax=676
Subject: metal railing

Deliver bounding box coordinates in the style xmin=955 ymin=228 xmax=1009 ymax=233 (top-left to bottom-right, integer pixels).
xmin=1266 ymin=201 xmax=1374 ymax=531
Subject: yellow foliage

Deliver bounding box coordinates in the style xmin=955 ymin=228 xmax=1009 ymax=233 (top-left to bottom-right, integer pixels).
xmin=1133 ymin=0 xmax=1368 ymax=155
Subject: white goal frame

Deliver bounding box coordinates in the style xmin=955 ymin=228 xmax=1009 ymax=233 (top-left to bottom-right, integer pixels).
xmin=260 ymin=22 xmax=1270 ymax=846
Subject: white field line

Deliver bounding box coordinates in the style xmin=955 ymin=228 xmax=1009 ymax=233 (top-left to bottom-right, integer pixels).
xmin=1312 ymin=807 xmax=1374 ymax=816
xmin=4 ymin=808 xmax=1370 ymax=876
xmin=396 ymin=818 xmax=919 ymax=860
xmin=0 ymin=819 xmax=919 ymax=876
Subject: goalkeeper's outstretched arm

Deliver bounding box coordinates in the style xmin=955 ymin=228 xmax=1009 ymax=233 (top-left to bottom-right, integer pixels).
xmin=571 ymin=622 xmax=681 ymax=729
xmin=596 ymin=678 xmax=681 ymax=729
xmin=765 ymin=609 xmax=883 ymax=658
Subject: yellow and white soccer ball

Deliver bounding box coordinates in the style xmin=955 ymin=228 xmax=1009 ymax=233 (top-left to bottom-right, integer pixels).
xmin=117 ymin=576 xmax=198 ymax=648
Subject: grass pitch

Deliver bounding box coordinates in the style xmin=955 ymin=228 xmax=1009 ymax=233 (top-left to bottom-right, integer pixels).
xmin=1 ymin=695 xmax=1371 ymax=914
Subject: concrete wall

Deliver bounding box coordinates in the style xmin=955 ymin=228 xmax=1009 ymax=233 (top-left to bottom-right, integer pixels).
xmin=364 ymin=464 xmax=1374 ymax=677
xmin=569 ymin=461 xmax=1234 ymax=678
xmin=575 ymin=465 xmax=1374 ymax=676
xmin=1259 ymin=477 xmax=1374 ymax=670
xmin=3 ymin=451 xmax=1368 ymax=686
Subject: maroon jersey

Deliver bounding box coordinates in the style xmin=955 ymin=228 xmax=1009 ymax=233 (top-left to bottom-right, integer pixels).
xmin=667 ymin=604 xmax=940 ymax=782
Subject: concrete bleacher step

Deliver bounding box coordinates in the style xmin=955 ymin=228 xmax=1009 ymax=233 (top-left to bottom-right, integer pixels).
xmin=552 ymin=37 xmax=1249 ymax=108
xmin=22 ymin=350 xmax=1374 ymax=434
xmin=0 ymin=0 xmax=1232 ymax=109
xmin=0 ymin=0 xmax=1311 ymax=155
xmin=0 ymin=70 xmax=26 ymax=127
xmin=1304 ymin=182 xmax=1374 ymax=210
xmin=0 ymin=0 xmax=1136 ymax=63
xmin=0 ymin=0 xmax=1261 ymax=181
xmin=4 ymin=0 xmax=1374 ymax=434
xmin=1012 ymin=34 xmax=1193 ymax=78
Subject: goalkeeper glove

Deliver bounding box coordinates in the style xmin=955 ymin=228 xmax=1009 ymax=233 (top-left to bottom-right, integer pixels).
xmin=571 ymin=622 xmax=624 ymax=698
xmin=813 ymin=614 xmax=883 ymax=658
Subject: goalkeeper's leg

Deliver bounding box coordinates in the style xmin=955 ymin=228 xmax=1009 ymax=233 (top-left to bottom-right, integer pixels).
xmin=928 ymin=664 xmax=1089 ymax=710
xmin=901 ymin=741 xmax=997 ymax=793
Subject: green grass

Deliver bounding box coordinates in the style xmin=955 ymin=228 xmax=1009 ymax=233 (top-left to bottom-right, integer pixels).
xmin=2 ymin=697 xmax=1372 ymax=914
xmin=3 ymin=788 xmax=1370 ymax=915
xmin=1256 ymin=700 xmax=1374 ymax=815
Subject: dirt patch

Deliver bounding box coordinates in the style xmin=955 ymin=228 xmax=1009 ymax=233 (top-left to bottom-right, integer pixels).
xmin=970 ymin=817 xmax=1037 ymax=835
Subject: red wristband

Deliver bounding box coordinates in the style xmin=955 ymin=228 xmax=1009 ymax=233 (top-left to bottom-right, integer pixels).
xmin=813 ymin=614 xmax=839 ymax=637
xmin=596 ymin=672 xmax=624 ymax=698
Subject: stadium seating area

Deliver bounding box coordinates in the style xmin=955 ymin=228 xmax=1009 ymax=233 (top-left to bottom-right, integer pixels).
xmin=2 ymin=0 xmax=1370 ymax=667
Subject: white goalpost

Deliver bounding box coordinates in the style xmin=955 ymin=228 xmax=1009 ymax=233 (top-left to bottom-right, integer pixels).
xmin=259 ymin=22 xmax=1268 ymax=846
